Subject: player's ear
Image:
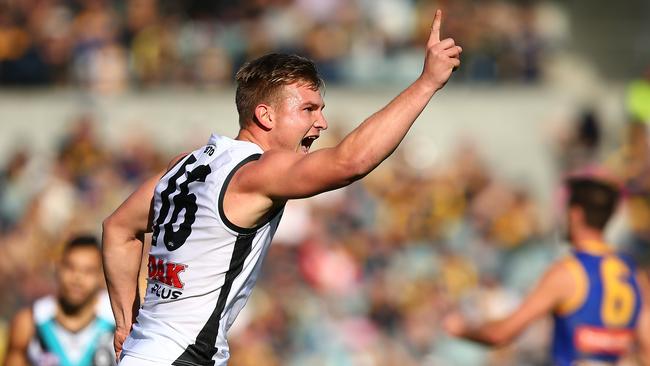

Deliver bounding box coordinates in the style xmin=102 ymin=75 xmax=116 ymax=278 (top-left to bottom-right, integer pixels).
xmin=253 ymin=104 xmax=273 ymax=131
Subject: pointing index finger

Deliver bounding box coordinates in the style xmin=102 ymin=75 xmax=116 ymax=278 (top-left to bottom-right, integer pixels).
xmin=429 ymin=9 xmax=442 ymax=46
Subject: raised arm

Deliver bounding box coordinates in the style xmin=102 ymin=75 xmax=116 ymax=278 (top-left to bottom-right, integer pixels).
xmin=236 ymin=10 xmax=461 ymax=201
xmin=444 ymin=260 xmax=573 ymax=346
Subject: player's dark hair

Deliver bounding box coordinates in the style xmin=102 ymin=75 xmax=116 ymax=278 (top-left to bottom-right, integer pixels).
xmin=567 ymin=178 xmax=619 ymax=230
xmin=63 ymin=235 xmax=100 ymax=255
xmin=235 ymin=53 xmax=323 ymax=128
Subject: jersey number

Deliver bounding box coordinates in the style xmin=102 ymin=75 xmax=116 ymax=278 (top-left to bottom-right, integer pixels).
xmin=601 ymin=256 xmax=636 ymax=327
xmin=152 ymin=155 xmax=212 ymax=251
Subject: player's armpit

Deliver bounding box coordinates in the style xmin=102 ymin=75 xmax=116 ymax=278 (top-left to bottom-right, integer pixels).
xmin=3 ymin=308 xmax=33 ymax=366
xmin=451 ymin=260 xmax=573 ymax=347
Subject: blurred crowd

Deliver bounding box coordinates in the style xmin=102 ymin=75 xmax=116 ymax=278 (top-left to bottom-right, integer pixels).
xmin=0 ymin=0 xmax=567 ymax=90
xmin=1 ymin=97 xmax=649 ymax=364
xmin=1 ymin=0 xmax=649 ymax=364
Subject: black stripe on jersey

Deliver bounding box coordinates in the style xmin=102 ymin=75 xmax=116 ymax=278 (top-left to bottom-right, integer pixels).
xmin=172 ymin=232 xmax=254 ymax=366
xmin=217 ymin=153 xmax=260 ymax=234
xmin=217 ymin=153 xmax=286 ymax=234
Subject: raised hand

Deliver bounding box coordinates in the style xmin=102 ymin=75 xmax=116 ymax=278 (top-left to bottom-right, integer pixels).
xmin=420 ymin=9 xmax=462 ymax=91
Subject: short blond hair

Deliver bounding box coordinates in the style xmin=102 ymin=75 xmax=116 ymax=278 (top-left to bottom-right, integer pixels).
xmin=235 ymin=53 xmax=323 ymax=128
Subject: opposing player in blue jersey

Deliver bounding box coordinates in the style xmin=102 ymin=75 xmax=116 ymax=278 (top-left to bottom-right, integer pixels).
xmin=444 ymin=177 xmax=650 ymax=365
xmin=4 ymin=236 xmax=116 ymax=366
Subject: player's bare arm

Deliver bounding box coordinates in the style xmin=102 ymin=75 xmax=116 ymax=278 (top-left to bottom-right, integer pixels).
xmin=636 ymin=270 xmax=650 ymax=365
xmin=228 ymin=10 xmax=462 ymax=226
xmin=102 ymin=154 xmax=186 ymax=358
xmin=102 ymin=172 xmax=158 ymax=359
xmin=444 ymin=259 xmax=575 ymax=346
xmin=3 ymin=308 xmax=33 ymax=366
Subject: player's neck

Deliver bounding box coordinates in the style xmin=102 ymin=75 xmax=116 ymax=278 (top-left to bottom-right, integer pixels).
xmin=236 ymin=128 xmax=270 ymax=151
xmin=56 ymin=296 xmax=98 ymax=332
xmin=572 ymin=229 xmax=608 ymax=253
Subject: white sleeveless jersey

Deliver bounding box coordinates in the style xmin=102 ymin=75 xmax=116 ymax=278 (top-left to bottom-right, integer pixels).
xmin=28 ymin=292 xmax=116 ymax=366
xmin=121 ymin=134 xmax=284 ymax=366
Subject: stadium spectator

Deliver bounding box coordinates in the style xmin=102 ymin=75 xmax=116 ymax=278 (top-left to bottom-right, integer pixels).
xmin=0 ymin=0 xmax=554 ymax=88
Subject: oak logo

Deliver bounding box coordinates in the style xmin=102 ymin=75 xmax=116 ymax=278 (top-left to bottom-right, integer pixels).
xmin=148 ymin=255 xmax=188 ymax=289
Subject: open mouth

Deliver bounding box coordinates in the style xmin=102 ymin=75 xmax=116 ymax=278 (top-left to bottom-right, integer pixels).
xmin=300 ymin=135 xmax=318 ymax=153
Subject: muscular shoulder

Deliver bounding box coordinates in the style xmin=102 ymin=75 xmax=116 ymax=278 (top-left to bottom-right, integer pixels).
xmin=167 ymin=153 xmax=190 ymax=170
xmin=535 ymin=259 xmax=573 ymax=293
xmin=221 ymin=149 xmax=297 ymax=227
xmin=231 ymin=149 xmax=300 ymax=191
xmin=554 ymin=255 xmax=580 ymax=274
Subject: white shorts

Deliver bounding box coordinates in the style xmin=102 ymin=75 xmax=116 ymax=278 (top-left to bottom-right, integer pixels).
xmin=118 ymin=354 xmax=171 ymax=366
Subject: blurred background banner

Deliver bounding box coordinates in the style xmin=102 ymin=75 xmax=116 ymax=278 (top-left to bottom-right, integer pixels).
xmin=1 ymin=0 xmax=650 ymax=365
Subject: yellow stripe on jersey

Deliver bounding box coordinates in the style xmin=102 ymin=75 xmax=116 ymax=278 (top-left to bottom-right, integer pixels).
xmin=600 ymin=255 xmax=636 ymax=327
xmin=556 ymin=256 xmax=589 ymax=316
xmin=579 ymin=240 xmax=614 ymax=256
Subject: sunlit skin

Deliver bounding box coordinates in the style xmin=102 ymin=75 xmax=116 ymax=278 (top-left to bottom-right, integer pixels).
xmin=273 ymin=83 xmax=327 ymax=154
xmin=57 ymin=247 xmax=103 ymax=314
xmin=242 ymin=82 xmax=328 ymax=154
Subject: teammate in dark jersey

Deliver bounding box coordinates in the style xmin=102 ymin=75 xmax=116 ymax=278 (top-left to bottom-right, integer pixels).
xmin=4 ymin=236 xmax=116 ymax=366
xmin=444 ymin=178 xmax=650 ymax=365
xmin=103 ymin=9 xmax=462 ymax=366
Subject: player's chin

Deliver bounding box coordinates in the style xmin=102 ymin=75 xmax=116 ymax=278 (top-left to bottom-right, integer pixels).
xmin=60 ymin=292 xmax=93 ymax=312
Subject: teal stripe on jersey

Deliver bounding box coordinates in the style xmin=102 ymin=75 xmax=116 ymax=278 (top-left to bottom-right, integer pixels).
xmin=38 ymin=319 xmax=74 ymax=366
xmin=78 ymin=318 xmax=115 ymax=366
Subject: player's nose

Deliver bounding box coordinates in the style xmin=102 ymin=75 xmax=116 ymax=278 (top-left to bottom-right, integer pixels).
xmin=315 ymin=113 xmax=328 ymax=131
